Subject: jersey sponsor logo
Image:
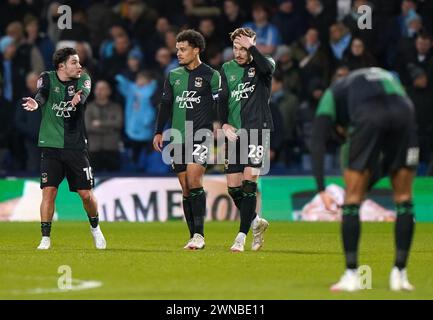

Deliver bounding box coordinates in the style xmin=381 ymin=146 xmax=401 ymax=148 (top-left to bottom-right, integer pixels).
xmin=52 ymin=101 xmax=77 ymax=118
xmin=37 ymin=77 xmax=43 ymax=89
xmin=248 ymin=67 xmax=256 ymax=78
xmin=194 ymin=77 xmax=203 ymax=88
xmin=176 ymin=91 xmax=201 ymax=109
xmin=231 ymin=82 xmax=256 ymax=101
xmin=83 ymin=79 xmax=91 ymax=89
xmin=67 ymin=85 xmax=75 ymax=97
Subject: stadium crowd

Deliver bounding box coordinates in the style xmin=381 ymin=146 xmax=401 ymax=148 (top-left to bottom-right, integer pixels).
xmin=0 ymin=0 xmax=432 ymax=176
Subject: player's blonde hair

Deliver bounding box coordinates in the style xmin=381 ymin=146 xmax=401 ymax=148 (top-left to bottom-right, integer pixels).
xmin=229 ymin=27 xmax=257 ymax=42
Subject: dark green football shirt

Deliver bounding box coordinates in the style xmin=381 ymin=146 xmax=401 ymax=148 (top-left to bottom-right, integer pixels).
xmin=36 ymin=71 xmax=91 ymax=149
xmin=155 ymin=63 xmax=221 ymax=143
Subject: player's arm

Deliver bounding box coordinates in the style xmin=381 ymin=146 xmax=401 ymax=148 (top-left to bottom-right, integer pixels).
xmin=235 ymin=35 xmax=275 ymax=75
xmin=70 ymin=74 xmax=91 ymax=107
xmin=153 ymin=75 xmax=173 ymax=152
xmin=310 ymin=89 xmax=337 ymax=210
xmin=218 ymin=69 xmax=237 ymax=141
xmin=22 ymin=72 xmax=50 ymax=111
xmin=248 ymin=46 xmax=276 ymax=75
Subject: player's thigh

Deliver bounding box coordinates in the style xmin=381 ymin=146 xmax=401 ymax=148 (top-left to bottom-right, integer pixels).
xmin=64 ymin=149 xmax=94 ymax=192
xmin=40 ymin=148 xmax=65 ymax=189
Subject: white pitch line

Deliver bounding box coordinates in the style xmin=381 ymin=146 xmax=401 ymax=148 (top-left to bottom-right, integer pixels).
xmin=9 ymin=279 xmax=102 ymax=295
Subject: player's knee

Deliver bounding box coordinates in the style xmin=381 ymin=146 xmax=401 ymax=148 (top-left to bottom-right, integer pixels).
xmin=78 ymin=190 xmax=93 ymax=203
xmin=242 ymin=180 xmax=257 ymax=197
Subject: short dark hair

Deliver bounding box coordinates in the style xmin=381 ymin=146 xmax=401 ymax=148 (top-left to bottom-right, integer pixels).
xmin=176 ymin=29 xmax=206 ymax=52
xmin=53 ymin=47 xmax=77 ymax=70
xmin=230 ymin=27 xmax=257 ymax=42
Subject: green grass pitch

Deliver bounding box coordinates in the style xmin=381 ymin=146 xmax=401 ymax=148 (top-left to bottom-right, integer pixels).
xmin=1 ymin=221 xmax=433 ymax=300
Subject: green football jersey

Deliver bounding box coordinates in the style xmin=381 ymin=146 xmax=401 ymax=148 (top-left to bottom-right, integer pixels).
xmin=155 ymin=63 xmax=221 ymax=143
xmin=36 ymin=71 xmax=91 ymax=149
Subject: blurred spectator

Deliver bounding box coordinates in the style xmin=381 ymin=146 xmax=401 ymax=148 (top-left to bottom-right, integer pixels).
xmin=164 ymin=27 xmax=179 ymax=57
xmin=271 ymin=0 xmax=305 ymax=46
xmin=0 ymin=85 xmax=13 ymax=176
xmin=218 ymin=0 xmax=247 ymax=48
xmin=86 ymin=80 xmax=123 ymax=172
xmin=291 ymin=27 xmax=331 ymax=97
xmin=58 ymin=6 xmax=90 ymax=43
xmin=86 ymin=0 xmax=118 ymax=52
xmin=144 ymin=17 xmax=172 ymax=65
xmin=121 ymin=47 xmax=144 ymax=81
xmin=406 ymin=64 xmax=433 ymax=175
xmin=296 ymin=77 xmax=338 ymax=172
xmin=101 ymin=33 xmax=135 ymax=83
xmin=24 ymin=15 xmax=55 ymax=70
xmin=271 ymin=70 xmax=299 ymax=166
xmin=243 ymin=2 xmax=281 ymax=55
xmin=6 ymin=21 xmax=44 ymax=73
xmin=0 ymin=0 xmax=29 ymax=33
xmin=396 ymin=32 xmax=433 ymax=86
xmin=331 ymin=64 xmax=350 ymax=83
xmin=154 ymin=47 xmax=179 ymax=80
xmin=328 ymin=22 xmax=352 ymax=68
xmin=305 ymin=0 xmax=335 ymax=44
xmin=274 ymin=45 xmax=301 ymax=96
xmin=342 ymin=37 xmax=377 ymax=70
xmin=14 ymin=72 xmax=41 ymax=173
xmin=120 ymin=1 xmax=158 ymax=45
xmin=99 ymin=24 xmax=128 ymax=61
xmin=75 ymin=41 xmax=99 ymax=81
xmin=115 ymin=71 xmax=158 ymax=168
xmin=198 ymin=18 xmax=222 ymax=63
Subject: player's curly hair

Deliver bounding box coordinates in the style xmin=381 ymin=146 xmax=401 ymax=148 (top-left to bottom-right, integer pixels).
xmin=229 ymin=27 xmax=257 ymax=42
xmin=53 ymin=47 xmax=77 ymax=70
xmin=176 ymin=29 xmax=206 ymax=52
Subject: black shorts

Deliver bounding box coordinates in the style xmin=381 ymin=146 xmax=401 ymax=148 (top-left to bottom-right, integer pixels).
xmin=342 ymin=95 xmax=419 ymax=175
xmin=224 ymin=129 xmax=270 ymax=174
xmin=40 ymin=148 xmax=94 ymax=192
xmin=170 ymin=139 xmax=211 ymax=174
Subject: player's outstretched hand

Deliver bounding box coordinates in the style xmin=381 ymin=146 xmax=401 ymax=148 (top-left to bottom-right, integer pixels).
xmin=222 ymin=124 xmax=238 ymax=142
xmin=153 ymin=134 xmax=163 ymax=152
xmin=71 ymin=90 xmax=82 ymax=107
xmin=235 ymin=35 xmax=254 ymax=50
xmin=22 ymin=97 xmax=38 ymax=111
xmin=320 ymin=191 xmax=337 ymax=213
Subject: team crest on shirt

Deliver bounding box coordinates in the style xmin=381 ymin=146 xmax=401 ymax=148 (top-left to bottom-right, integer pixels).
xmin=175 ymin=79 xmax=181 ymax=86
xmin=230 ymin=75 xmax=236 ymax=82
xmin=67 ymin=85 xmax=75 ymax=97
xmin=54 ymin=87 xmax=60 ymax=93
xmin=194 ymin=77 xmax=203 ymax=88
xmin=83 ymin=79 xmax=91 ymax=89
xmin=248 ymin=67 xmax=256 ymax=78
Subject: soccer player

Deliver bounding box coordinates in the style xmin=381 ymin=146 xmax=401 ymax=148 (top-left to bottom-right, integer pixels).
xmin=219 ymin=28 xmax=275 ymax=252
xmin=311 ymin=67 xmax=418 ymax=292
xmin=22 ymin=47 xmax=106 ymax=250
xmin=153 ymin=30 xmax=221 ymax=250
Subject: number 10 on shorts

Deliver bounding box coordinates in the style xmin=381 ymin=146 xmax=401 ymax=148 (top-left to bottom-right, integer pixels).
xmin=83 ymin=167 xmax=93 ymax=181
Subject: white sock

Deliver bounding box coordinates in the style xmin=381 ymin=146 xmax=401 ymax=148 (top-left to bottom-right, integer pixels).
xmin=252 ymin=215 xmax=260 ymax=228
xmin=236 ymin=232 xmax=246 ymax=241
